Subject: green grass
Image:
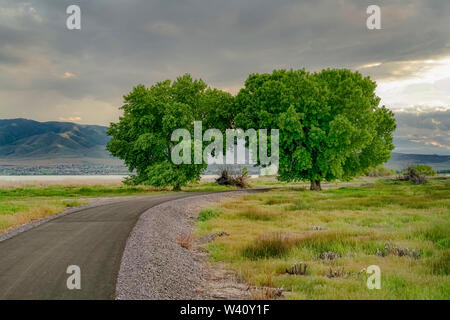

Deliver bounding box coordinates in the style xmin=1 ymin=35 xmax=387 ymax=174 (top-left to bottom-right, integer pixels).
xmin=198 ymin=208 xmax=221 ymax=222
xmin=195 ymin=177 xmax=450 ymax=300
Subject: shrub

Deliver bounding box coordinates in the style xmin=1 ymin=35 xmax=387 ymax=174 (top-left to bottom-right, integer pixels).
xmin=397 ymin=167 xmax=427 ymax=184
xmin=410 ymin=165 xmax=436 ymax=176
xmin=216 ymin=167 xmax=249 ymax=188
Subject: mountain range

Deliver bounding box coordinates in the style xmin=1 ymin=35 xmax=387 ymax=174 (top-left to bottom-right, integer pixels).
xmin=0 ymin=118 xmax=449 ymax=173
xmin=0 ymin=118 xmax=110 ymax=159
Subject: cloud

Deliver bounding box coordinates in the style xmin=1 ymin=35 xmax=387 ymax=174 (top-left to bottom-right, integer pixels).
xmin=62 ymin=72 xmax=76 ymax=79
xmin=394 ymin=107 xmax=450 ymax=155
xmin=0 ymin=0 xmax=449 ymax=141
xmin=59 ymin=116 xmax=81 ymax=122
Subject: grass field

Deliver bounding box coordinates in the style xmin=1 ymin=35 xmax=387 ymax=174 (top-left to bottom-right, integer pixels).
xmin=195 ymin=177 xmax=450 ymax=299
xmin=0 ymin=175 xmax=371 ymax=235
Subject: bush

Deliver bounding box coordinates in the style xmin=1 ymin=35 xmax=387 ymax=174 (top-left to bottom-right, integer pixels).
xmin=216 ymin=167 xmax=249 ymax=188
xmin=397 ymin=167 xmax=427 ymax=185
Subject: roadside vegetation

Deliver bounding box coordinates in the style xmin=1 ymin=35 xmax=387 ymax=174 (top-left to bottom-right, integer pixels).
xmin=0 ymin=175 xmax=384 ymax=235
xmin=195 ymin=177 xmax=450 ymax=299
xmin=0 ymin=179 xmax=263 ymax=234
xmin=0 ymin=184 xmax=160 ymax=234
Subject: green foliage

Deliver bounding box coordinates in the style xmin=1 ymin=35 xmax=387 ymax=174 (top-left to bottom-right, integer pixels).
xmin=198 ymin=208 xmax=220 ymax=222
xmin=107 ymin=74 xmax=235 ymax=189
xmin=234 ymin=69 xmax=396 ymax=188
xmin=408 ymin=165 xmax=437 ymax=176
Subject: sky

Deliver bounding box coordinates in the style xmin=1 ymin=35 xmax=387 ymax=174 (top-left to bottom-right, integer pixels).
xmin=0 ymin=0 xmax=449 ymax=154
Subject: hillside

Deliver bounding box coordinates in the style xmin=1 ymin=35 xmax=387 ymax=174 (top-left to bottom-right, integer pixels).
xmin=0 ymin=119 xmax=110 ymax=159
xmin=385 ymin=152 xmax=450 ymax=172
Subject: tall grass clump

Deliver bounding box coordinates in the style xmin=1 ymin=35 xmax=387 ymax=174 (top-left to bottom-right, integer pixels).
xmin=242 ymin=233 xmax=296 ymax=260
xmin=238 ymin=206 xmax=278 ymax=221
xmin=427 ymin=251 xmax=450 ymax=275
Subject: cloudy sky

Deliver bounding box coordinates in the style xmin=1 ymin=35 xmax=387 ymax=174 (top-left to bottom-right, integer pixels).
xmin=0 ymin=0 xmax=449 ymax=154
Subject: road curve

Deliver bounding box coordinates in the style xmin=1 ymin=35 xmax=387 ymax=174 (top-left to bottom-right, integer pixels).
xmin=0 ymin=191 xmax=244 ymax=300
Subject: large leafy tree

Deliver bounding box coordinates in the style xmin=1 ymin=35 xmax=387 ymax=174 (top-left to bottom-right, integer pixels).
xmin=235 ymin=69 xmax=396 ymax=190
xmin=107 ymin=74 xmax=234 ymax=190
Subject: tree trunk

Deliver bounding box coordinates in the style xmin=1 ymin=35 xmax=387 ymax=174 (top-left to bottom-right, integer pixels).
xmin=173 ymin=185 xmax=181 ymax=191
xmin=310 ymin=180 xmax=322 ymax=191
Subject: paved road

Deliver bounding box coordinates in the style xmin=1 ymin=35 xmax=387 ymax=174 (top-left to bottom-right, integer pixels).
xmin=0 ymin=191 xmax=241 ymax=300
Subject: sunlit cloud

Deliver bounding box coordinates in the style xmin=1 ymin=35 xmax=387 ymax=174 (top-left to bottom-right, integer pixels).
xmin=376 ymin=56 xmax=450 ymax=109
xmin=62 ymin=72 xmax=76 ymax=79
xmin=358 ymin=62 xmax=382 ymax=69
xmin=59 ymin=116 xmax=82 ymax=122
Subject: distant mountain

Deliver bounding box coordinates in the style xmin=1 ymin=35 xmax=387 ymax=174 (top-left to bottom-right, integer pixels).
xmin=385 ymin=152 xmax=450 ymax=172
xmin=0 ymin=118 xmax=110 ymax=159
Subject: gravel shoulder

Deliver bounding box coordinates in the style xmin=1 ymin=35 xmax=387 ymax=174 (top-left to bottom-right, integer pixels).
xmin=116 ymin=191 xmax=253 ymax=300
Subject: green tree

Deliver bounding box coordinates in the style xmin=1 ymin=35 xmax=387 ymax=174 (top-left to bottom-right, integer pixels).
xmin=107 ymin=74 xmax=234 ymax=190
xmin=235 ymin=69 xmax=396 ymax=190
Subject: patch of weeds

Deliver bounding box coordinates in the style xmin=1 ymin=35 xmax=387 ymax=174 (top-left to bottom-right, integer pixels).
xmin=198 ymin=208 xmax=220 ymax=222
xmin=321 ymin=251 xmax=341 ymax=260
xmin=264 ymin=197 xmax=287 ymax=205
xmin=62 ymin=200 xmax=82 ymax=208
xmin=376 ymin=242 xmax=421 ymax=259
xmin=249 ymin=286 xmax=283 ymax=300
xmin=207 ymin=242 xmax=227 ymax=261
xmin=0 ymin=204 xmax=28 ymax=215
xmin=238 ymin=207 xmax=277 ymax=221
xmin=415 ymin=224 xmax=450 ymax=249
xmin=326 ymin=267 xmax=351 ymax=278
xmin=286 ymin=263 xmax=308 ymax=275
xmin=287 ymin=199 xmax=311 ymax=211
xmin=427 ymin=251 xmax=450 ymax=275
xmin=294 ymin=231 xmax=363 ymax=257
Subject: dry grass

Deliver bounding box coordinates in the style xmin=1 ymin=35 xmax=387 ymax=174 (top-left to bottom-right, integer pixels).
xmin=0 ymin=200 xmax=85 ymax=234
xmin=177 ymin=232 xmax=194 ymax=250
xmin=249 ymin=286 xmax=283 ymax=300
xmin=0 ymin=177 xmax=124 ymax=188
